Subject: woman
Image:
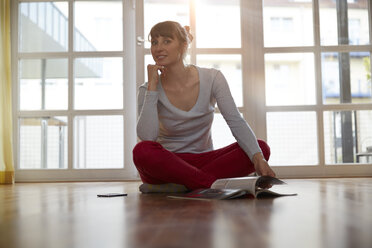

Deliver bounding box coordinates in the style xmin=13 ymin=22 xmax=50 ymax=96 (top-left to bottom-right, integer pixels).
xmin=133 ymin=21 xmax=275 ymax=193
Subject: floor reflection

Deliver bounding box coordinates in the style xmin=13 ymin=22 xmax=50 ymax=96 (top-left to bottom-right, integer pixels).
xmin=126 ymin=193 xmax=216 ymax=248
xmin=1 ymin=179 xmax=371 ymax=248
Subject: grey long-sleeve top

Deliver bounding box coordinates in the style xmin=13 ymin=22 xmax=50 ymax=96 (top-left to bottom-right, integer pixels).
xmin=136 ymin=66 xmax=262 ymax=160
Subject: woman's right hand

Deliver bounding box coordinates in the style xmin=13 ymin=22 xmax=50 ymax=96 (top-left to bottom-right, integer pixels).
xmin=252 ymin=152 xmax=276 ymax=178
xmin=147 ymin=64 xmax=165 ymax=91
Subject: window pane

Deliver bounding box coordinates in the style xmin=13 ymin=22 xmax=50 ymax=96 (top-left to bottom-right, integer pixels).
xmin=74 ymin=116 xmax=123 ymax=169
xmin=319 ymin=0 xmax=370 ymax=46
xmin=20 ymin=117 xmax=68 ymax=169
xmin=74 ymin=57 xmax=123 ymax=110
xmin=195 ymin=0 xmax=241 ymax=48
xmin=322 ymin=52 xmax=372 ymax=104
xmin=265 ymin=53 xmax=315 ymax=106
xmin=197 ymin=54 xmax=243 ymax=107
xmin=74 ymin=1 xmax=122 ymax=51
xmin=324 ymin=110 xmax=372 ymax=164
xmin=263 ymin=0 xmax=313 ymax=47
xmin=212 ymin=113 xmax=236 ymax=150
xmin=267 ymin=112 xmax=318 ymax=166
xmin=144 ymin=0 xmax=189 ymax=48
xmin=19 ymin=2 xmax=68 ymax=52
xmin=19 ymin=59 xmax=68 ymax=110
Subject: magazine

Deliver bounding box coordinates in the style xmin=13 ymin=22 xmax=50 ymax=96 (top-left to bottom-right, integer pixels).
xmin=168 ymin=176 xmax=297 ymax=200
xmin=168 ymin=188 xmax=247 ymax=200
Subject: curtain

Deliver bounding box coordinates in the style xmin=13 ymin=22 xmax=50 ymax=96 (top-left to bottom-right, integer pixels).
xmin=0 ymin=0 xmax=14 ymax=184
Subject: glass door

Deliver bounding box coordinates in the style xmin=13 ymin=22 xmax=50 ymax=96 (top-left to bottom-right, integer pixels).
xmin=260 ymin=0 xmax=372 ymax=176
xmin=13 ymin=0 xmax=137 ymax=181
xmin=138 ymin=0 xmax=247 ymax=149
xmin=137 ymin=0 xmax=372 ymax=177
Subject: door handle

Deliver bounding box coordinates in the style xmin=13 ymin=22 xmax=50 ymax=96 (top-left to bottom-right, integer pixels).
xmin=137 ymin=36 xmax=145 ymax=46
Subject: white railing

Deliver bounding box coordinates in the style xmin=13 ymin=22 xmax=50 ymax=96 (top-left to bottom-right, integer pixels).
xmin=20 ymin=2 xmax=102 ymax=77
xmin=20 ymin=2 xmax=97 ymax=51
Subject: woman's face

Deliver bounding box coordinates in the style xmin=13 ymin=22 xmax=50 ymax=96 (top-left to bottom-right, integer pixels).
xmin=150 ymin=35 xmax=186 ymax=66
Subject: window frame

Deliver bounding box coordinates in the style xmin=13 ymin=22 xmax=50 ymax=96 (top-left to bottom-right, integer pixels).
xmin=11 ymin=0 xmax=138 ymax=182
xmin=11 ymin=0 xmax=372 ymax=181
xmin=255 ymin=0 xmax=372 ymax=177
xmin=139 ymin=0 xmax=372 ymax=178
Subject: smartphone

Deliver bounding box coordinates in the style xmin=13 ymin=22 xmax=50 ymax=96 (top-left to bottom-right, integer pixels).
xmin=97 ymin=193 xmax=127 ymax=197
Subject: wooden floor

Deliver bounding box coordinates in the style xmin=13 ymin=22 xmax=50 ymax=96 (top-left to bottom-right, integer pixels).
xmin=1 ymin=178 xmax=372 ymax=248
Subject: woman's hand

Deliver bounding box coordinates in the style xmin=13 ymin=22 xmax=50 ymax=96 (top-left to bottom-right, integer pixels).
xmin=147 ymin=64 xmax=165 ymax=91
xmin=252 ymin=152 xmax=276 ymax=178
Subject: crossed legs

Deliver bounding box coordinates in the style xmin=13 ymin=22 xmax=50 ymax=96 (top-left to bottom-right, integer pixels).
xmin=132 ymin=140 xmax=270 ymax=190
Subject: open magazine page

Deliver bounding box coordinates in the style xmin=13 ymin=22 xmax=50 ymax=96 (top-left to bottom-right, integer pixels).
xmin=210 ymin=176 xmax=258 ymax=195
xmin=254 ymin=176 xmax=296 ymax=197
xmin=211 ymin=176 xmax=296 ymax=198
xmin=168 ymin=176 xmax=296 ymax=200
xmin=255 ymin=184 xmax=297 ymax=197
xmin=168 ymin=188 xmax=247 ymax=201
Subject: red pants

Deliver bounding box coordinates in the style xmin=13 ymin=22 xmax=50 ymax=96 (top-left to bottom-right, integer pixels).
xmin=132 ymin=140 xmax=270 ymax=190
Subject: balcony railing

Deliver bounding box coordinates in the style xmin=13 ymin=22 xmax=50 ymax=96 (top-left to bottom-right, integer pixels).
xmin=20 ymin=2 xmax=102 ymax=77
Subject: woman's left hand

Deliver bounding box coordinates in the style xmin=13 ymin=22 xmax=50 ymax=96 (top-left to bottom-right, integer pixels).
xmin=252 ymin=153 xmax=276 ymax=178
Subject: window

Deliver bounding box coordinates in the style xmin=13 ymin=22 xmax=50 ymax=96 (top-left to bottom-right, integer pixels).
xmin=264 ymin=1 xmax=314 ymax=47
xmin=262 ymin=0 xmax=372 ymax=176
xmin=13 ymin=0 xmax=137 ymax=181
xmin=139 ymin=0 xmax=372 ymax=177
xmin=12 ymin=0 xmax=372 ymax=180
xmin=270 ymin=17 xmax=294 ymax=32
xmin=141 ymin=0 xmax=242 ymax=149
